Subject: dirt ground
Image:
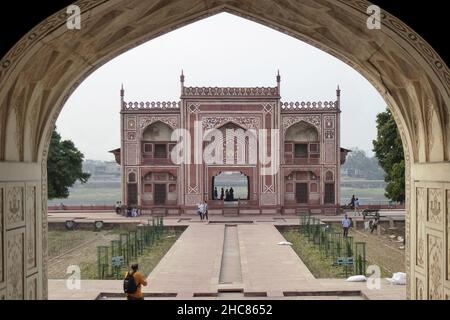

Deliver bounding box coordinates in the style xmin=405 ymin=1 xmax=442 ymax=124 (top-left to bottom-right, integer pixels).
xmin=336 ymin=221 xmax=405 ymax=277
xmin=48 ymin=230 xmax=118 ymax=279
xmin=47 ymin=229 xmax=182 ymax=280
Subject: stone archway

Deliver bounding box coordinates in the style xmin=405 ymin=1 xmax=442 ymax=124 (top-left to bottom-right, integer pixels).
xmin=0 ymin=0 xmax=449 ymax=300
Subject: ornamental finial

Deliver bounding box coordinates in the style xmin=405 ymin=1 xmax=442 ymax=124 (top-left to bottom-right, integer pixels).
xmin=180 ymin=69 xmax=185 ymax=83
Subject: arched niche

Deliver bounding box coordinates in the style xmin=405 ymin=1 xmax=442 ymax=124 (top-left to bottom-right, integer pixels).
xmin=142 ymin=121 xmax=174 ymax=142
xmin=285 ymin=121 xmax=319 ymax=142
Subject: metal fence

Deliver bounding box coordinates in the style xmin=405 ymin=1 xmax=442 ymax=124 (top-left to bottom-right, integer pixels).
xmin=97 ymin=216 xmax=164 ymax=279
xmin=298 ymin=214 xmax=366 ymax=277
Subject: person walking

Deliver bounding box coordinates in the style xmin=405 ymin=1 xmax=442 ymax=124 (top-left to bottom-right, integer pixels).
xmin=350 ymin=195 xmax=356 ymax=209
xmin=115 ymin=201 xmax=121 ymax=214
xmin=342 ymin=214 xmax=351 ymax=238
xmin=370 ymin=217 xmax=379 ymax=234
xmin=197 ymin=202 xmax=204 ymax=220
xmin=203 ymin=200 xmax=209 ymax=221
xmin=123 ymin=263 xmax=147 ymax=300
xmin=354 ymin=198 xmax=360 ymax=216
xmin=213 ymin=187 xmax=218 ymax=200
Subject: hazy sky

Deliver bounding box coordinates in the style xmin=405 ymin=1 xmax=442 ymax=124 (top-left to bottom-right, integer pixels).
xmin=57 ymin=13 xmax=386 ymax=161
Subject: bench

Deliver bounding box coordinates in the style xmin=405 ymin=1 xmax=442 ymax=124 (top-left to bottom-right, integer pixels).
xmin=336 ymin=257 xmax=354 ymax=266
xmin=362 ymin=209 xmax=380 ymax=220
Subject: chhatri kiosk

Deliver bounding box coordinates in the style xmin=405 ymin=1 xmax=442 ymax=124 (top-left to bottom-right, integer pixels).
xmin=110 ymin=73 xmax=348 ymax=215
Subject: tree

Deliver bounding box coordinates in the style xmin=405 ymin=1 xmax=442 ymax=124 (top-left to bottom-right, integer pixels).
xmin=341 ymin=147 xmax=385 ymax=180
xmin=372 ymin=108 xmax=405 ymax=203
xmin=47 ymin=128 xmax=90 ymax=199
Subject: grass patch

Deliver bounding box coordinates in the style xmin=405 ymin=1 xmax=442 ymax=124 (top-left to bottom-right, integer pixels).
xmin=48 ymin=230 xmax=100 ymax=258
xmin=47 ymin=228 xmax=183 ymax=279
xmin=281 ymin=228 xmax=347 ymax=278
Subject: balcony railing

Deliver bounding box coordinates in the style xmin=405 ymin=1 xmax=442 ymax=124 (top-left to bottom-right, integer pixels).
xmin=284 ymin=157 xmax=320 ymax=165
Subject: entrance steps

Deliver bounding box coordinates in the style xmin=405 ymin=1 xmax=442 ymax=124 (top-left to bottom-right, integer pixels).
xmin=223 ymin=208 xmax=239 ymax=216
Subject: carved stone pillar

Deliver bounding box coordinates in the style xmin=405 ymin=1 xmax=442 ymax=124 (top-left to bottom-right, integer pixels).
xmin=409 ymin=163 xmax=450 ymax=299
xmin=0 ymin=162 xmax=45 ymax=299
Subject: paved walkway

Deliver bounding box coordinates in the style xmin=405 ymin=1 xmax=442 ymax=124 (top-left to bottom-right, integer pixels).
xmin=146 ymin=224 xmax=224 ymax=294
xmin=48 ymin=220 xmax=406 ymax=300
xmin=49 ymin=211 xmax=406 ymax=300
xmin=47 ymin=210 xmax=405 ymax=228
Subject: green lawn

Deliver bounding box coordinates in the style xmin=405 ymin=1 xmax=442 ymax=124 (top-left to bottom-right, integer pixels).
xmin=281 ymin=228 xmax=347 ymax=278
xmin=47 ymin=228 xmax=183 ymax=279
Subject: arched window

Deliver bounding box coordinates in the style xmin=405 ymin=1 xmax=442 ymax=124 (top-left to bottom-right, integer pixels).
xmin=128 ymin=172 xmax=136 ymax=183
xmin=142 ymin=121 xmax=174 ymax=141
xmin=204 ymin=122 xmax=257 ymax=165
xmin=284 ymin=121 xmax=320 ymax=164
xmin=285 ymin=121 xmax=319 ymax=142
xmin=141 ymin=121 xmax=175 ymax=163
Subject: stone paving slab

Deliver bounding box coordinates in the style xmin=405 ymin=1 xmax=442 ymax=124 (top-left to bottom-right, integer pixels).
xmin=238 ymin=224 xmax=315 ymax=293
xmin=145 ymin=224 xmax=224 ymax=294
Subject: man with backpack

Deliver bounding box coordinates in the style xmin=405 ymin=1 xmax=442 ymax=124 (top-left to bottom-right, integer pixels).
xmin=123 ymin=263 xmax=147 ymax=300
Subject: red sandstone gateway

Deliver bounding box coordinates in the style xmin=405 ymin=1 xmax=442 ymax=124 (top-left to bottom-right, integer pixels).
xmin=111 ymin=72 xmax=349 ymax=216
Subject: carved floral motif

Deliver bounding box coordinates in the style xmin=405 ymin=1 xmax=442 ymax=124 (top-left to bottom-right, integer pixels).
xmin=428 ymin=235 xmax=443 ymax=300
xmin=282 ymin=115 xmax=321 ymax=134
xmin=26 ymin=186 xmax=36 ymax=270
xmin=428 ymin=189 xmax=443 ymax=224
xmin=416 ymin=188 xmax=426 ymax=268
xmin=7 ymin=232 xmax=23 ymax=299
xmin=202 ymin=116 xmax=261 ymax=130
xmin=139 ymin=116 xmax=179 ymax=130
xmin=6 ymin=187 xmax=23 ymax=226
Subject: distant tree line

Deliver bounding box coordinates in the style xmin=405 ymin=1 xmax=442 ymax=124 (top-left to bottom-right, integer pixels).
xmin=341 ymin=148 xmax=385 ymax=180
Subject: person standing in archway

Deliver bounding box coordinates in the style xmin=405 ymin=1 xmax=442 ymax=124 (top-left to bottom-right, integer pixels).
xmin=213 ymin=187 xmax=218 ymax=200
xmin=220 ymin=188 xmax=224 ymax=200
xmin=229 ymin=187 xmax=234 ymax=201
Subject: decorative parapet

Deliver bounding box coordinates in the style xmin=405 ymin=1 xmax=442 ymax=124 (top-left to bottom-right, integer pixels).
xmin=122 ymin=101 xmax=180 ymax=111
xmin=182 ymin=86 xmax=279 ymax=97
xmin=280 ymin=100 xmax=338 ymax=111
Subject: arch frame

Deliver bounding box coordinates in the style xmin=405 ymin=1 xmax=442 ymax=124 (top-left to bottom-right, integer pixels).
xmin=0 ymin=0 xmax=449 ymax=300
